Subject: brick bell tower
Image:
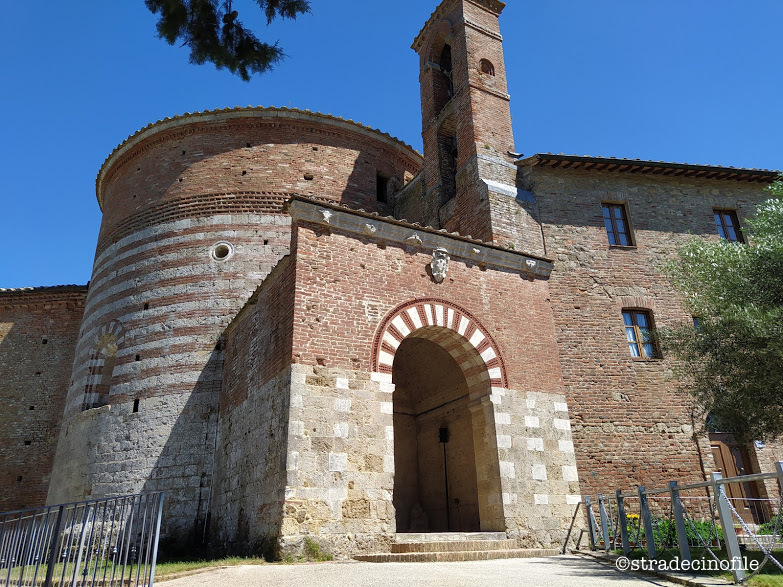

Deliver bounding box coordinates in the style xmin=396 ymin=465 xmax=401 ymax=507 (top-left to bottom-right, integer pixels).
xmin=413 ymin=0 xmax=544 ymax=256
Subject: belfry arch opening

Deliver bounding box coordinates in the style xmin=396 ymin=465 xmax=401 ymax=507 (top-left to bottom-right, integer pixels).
xmin=433 ymin=43 xmax=454 ymax=114
xmin=390 ymin=326 xmax=503 ymax=533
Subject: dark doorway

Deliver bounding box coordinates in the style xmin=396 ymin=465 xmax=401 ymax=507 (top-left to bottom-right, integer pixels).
xmin=392 ymin=335 xmax=480 ymax=533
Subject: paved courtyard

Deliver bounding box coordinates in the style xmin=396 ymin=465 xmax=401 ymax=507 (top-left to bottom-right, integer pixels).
xmin=159 ymin=555 xmax=694 ymax=587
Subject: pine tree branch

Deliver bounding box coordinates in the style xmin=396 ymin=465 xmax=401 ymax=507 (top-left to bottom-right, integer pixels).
xmin=145 ymin=0 xmax=311 ymax=80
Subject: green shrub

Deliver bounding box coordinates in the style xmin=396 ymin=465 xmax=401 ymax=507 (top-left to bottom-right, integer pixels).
xmin=617 ymin=515 xmax=722 ymax=548
xmin=303 ymin=537 xmax=333 ymax=562
xmin=283 ymin=538 xmax=333 ymax=563
xmin=759 ymin=514 xmax=783 ymax=536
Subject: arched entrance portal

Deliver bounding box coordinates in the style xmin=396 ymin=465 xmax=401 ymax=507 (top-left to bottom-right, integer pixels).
xmin=393 ymin=334 xmax=480 ymax=532
xmin=373 ymin=299 xmax=507 ymax=534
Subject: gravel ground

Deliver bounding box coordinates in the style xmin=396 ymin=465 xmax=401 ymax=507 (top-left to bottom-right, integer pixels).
xmin=158 ymin=555 xmax=686 ymax=587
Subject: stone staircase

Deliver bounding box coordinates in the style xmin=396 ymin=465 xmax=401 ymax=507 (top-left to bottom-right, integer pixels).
xmin=354 ymin=532 xmax=560 ymax=562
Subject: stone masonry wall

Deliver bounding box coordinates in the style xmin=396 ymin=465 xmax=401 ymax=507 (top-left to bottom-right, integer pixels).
xmin=491 ymin=389 xmax=583 ymax=548
xmin=0 ymin=288 xmax=86 ymax=511
xmin=530 ymin=165 xmax=774 ymax=498
xmin=755 ymin=440 xmax=783 ymax=501
xmin=49 ymin=389 xmax=220 ymax=550
xmin=47 ymin=213 xmax=282 ymax=550
xmin=210 ymin=257 xmax=296 ymax=558
xmin=282 ymin=364 xmax=396 ymax=558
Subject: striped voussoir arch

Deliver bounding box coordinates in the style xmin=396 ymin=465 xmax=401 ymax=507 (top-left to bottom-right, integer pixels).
xmin=83 ymin=320 xmax=126 ymax=403
xmin=372 ymin=299 xmax=507 ymax=394
xmin=97 ymin=320 xmax=126 ymax=347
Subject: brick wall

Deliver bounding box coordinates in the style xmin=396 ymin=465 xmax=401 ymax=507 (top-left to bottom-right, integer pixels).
xmin=47 ymin=212 xmax=288 ymax=548
xmin=289 ymin=220 xmax=562 ymax=390
xmin=0 ymin=288 xmax=86 ymax=511
xmin=529 ymin=164 xmax=773 ymax=497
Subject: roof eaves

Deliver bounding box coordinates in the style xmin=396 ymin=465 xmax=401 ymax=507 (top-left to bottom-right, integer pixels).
xmin=0 ymin=284 xmax=89 ymax=294
xmin=518 ymin=154 xmax=780 ymax=183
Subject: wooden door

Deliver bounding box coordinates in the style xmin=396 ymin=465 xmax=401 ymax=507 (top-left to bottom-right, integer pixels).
xmin=709 ymin=433 xmax=767 ymax=524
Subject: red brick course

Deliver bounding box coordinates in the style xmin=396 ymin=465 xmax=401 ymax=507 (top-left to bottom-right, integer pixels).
xmin=289 ymin=220 xmax=565 ymax=397
xmin=220 ymin=256 xmax=296 ymax=411
xmin=97 ymin=111 xmax=422 ymax=257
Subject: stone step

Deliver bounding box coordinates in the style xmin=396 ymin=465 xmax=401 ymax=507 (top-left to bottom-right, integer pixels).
xmin=355 ymin=548 xmax=560 ymax=563
xmin=391 ymin=539 xmax=519 ymax=553
xmin=395 ymin=532 xmax=508 ymax=543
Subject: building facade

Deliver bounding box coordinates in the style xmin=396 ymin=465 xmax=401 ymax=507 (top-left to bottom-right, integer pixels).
xmin=0 ymin=0 xmax=780 ymax=559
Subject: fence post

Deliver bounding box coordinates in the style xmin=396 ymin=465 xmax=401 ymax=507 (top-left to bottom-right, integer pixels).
xmin=616 ymin=490 xmax=630 ymax=555
xmin=562 ymin=501 xmax=582 ymax=554
xmin=72 ymin=504 xmax=91 ymax=585
xmin=148 ymin=493 xmax=165 ymax=587
xmin=669 ymin=481 xmax=691 ymax=562
xmin=598 ymin=494 xmax=610 ymax=552
xmin=16 ymin=509 xmax=35 ymax=583
xmin=585 ymin=496 xmax=597 ymax=551
xmin=42 ymin=505 xmax=64 ymax=587
xmin=712 ymin=472 xmax=746 ymax=583
xmin=638 ymin=486 xmax=657 ymax=559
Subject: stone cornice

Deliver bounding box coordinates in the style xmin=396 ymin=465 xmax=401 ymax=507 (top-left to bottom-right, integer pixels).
xmin=286 ymin=196 xmax=553 ymax=279
xmin=463 ymin=17 xmax=503 ymax=41
xmin=413 ymin=0 xmax=506 ymax=51
xmin=468 ymin=82 xmax=511 ymax=101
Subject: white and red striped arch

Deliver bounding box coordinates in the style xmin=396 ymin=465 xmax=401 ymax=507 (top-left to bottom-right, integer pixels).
xmin=372 ymin=299 xmax=507 ymax=392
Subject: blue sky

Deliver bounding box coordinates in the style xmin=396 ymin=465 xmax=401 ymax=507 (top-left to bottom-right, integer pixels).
xmin=1 ymin=1 xmax=781 ymax=288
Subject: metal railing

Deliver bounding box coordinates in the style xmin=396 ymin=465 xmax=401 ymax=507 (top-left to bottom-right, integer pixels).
xmin=0 ymin=493 xmax=164 ymax=587
xmin=585 ymin=462 xmax=783 ymax=584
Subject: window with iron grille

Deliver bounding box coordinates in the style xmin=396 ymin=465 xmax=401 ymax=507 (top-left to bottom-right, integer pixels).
xmin=713 ymin=209 xmax=744 ymax=242
xmin=602 ymin=203 xmax=633 ymax=246
xmin=622 ymin=310 xmax=658 ymax=359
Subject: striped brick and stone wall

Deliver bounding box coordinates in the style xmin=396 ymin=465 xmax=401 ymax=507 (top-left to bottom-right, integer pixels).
xmin=0 ymin=287 xmax=87 ymax=511
xmin=46 ymin=108 xmax=422 ymax=549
